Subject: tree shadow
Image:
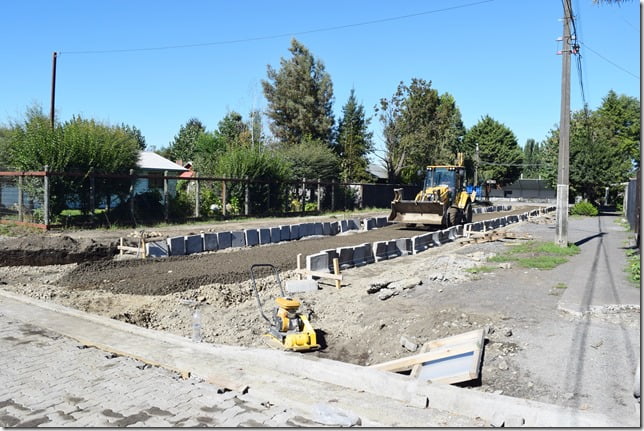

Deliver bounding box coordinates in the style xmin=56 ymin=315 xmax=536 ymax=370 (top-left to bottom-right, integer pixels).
xmin=575 ymin=232 xmax=606 ymax=247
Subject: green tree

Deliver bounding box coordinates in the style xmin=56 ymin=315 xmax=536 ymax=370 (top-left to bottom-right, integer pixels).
xmin=336 ymin=89 xmax=374 ymax=182
xmin=542 ymin=92 xmax=639 ymax=203
xmin=120 ymin=123 xmax=146 ymax=150
xmin=278 ymin=137 xmax=340 ymax=181
xmin=8 ymin=106 xmax=139 ymax=215
xmin=522 ymin=138 xmax=545 ymax=178
xmin=463 ymin=115 xmax=523 ymax=185
xmin=376 ymin=79 xmax=465 ymax=183
xmin=262 ymin=38 xmax=335 ymax=147
xmin=165 ymin=118 xmax=205 ymax=163
xmin=0 ymin=126 xmax=13 ymax=169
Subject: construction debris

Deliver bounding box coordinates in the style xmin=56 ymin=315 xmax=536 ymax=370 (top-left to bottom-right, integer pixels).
xmin=460 ymin=231 xmax=533 ymax=245
xmin=370 ymin=328 xmax=486 ymax=385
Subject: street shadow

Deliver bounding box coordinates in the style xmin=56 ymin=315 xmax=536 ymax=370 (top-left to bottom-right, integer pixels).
xmin=314 ymin=329 xmax=328 ymax=350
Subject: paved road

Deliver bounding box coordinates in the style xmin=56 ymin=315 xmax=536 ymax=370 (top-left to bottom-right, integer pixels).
xmin=0 ymin=315 xmax=320 ymax=427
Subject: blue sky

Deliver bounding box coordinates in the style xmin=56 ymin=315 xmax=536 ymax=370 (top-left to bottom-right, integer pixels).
xmin=1 ymin=0 xmax=640 ymax=164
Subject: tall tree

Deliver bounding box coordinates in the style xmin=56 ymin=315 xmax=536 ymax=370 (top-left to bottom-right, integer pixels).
xmin=376 ymin=79 xmax=465 ymax=183
xmin=262 ymin=38 xmax=335 ymax=147
xmin=542 ymin=91 xmax=639 ymax=203
xmin=119 ymin=123 xmax=146 ymax=150
xmin=336 ymin=89 xmax=374 ymax=182
xmin=522 ymin=138 xmax=545 ymax=178
xmin=463 ymin=115 xmax=523 ymax=185
xmin=165 ymin=118 xmax=205 ymax=163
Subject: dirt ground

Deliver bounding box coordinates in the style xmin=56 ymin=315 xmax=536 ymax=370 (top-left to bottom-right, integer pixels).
xmin=0 ymin=205 xmax=639 ymax=423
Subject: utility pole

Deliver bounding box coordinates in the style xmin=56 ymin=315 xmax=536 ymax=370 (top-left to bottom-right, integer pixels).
xmin=50 ymin=51 xmax=58 ymax=128
xmin=474 ymin=143 xmax=479 ymax=186
xmin=555 ymin=1 xmax=571 ymax=247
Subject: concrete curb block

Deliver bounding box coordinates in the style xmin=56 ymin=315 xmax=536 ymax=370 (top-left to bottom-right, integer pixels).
xmin=337 ymin=247 xmax=354 ymax=269
xmin=386 ymin=240 xmax=402 ymax=259
xmin=395 ymin=238 xmax=412 ymax=256
xmin=321 ymin=249 xmax=339 ymax=272
xmin=279 ymin=225 xmax=291 ymax=242
xmin=166 ymin=236 xmax=186 ymax=256
xmin=217 ymin=231 xmax=232 ymax=250
xmin=306 ymin=252 xmax=329 ymax=273
xmin=185 ymin=234 xmax=203 ymax=255
xmin=270 ymin=227 xmax=281 ymax=244
xmin=290 ymin=224 xmax=301 ymax=240
xmin=259 ymin=228 xmax=271 ymax=245
xmin=146 ymin=240 xmax=168 ymax=258
xmin=231 ymin=231 xmax=246 ymax=248
xmin=330 ymin=221 xmax=339 ymax=235
xmin=244 ymin=229 xmax=259 ymax=247
xmin=322 ymin=222 xmax=331 ymax=236
xmin=202 ymin=233 xmax=218 ymax=251
xmin=373 ymin=241 xmax=388 ymax=262
xmin=352 ymin=243 xmax=374 ymax=267
xmin=314 ymin=223 xmax=324 ymax=236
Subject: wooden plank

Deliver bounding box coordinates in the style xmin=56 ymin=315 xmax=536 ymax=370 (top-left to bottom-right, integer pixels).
xmin=425 ymin=328 xmax=484 ymax=350
xmin=333 ymin=257 xmax=341 ymax=289
xmin=295 ymin=269 xmax=343 ymax=281
xmin=369 ymin=342 xmax=479 ymax=373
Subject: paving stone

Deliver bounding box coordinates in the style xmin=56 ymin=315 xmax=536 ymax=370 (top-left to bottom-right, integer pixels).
xmin=244 ymin=229 xmax=259 ymax=247
xmin=202 ymin=233 xmax=218 ymax=251
xmin=166 ymin=236 xmax=185 ymax=256
xmin=217 ymin=231 xmax=232 ymax=249
xmin=231 ymin=231 xmax=246 ymax=248
xmin=185 ymin=234 xmax=204 ymax=255
xmin=259 ymin=228 xmax=271 ymax=245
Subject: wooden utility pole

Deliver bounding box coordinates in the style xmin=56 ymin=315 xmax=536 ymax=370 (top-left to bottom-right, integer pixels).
xmin=555 ymin=1 xmax=571 ymax=247
xmin=50 ymin=52 xmax=58 ymax=128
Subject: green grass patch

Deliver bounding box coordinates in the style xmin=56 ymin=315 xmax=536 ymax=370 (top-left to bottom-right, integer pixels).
xmin=554 ymin=282 xmax=568 ymax=289
xmin=487 ymin=240 xmax=580 ymax=270
xmin=465 ymin=265 xmax=496 ymax=274
xmin=626 ymin=249 xmax=640 ymax=286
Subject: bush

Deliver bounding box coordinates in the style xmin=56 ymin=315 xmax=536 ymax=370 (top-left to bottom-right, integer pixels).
xmin=570 ymin=200 xmax=598 ymax=216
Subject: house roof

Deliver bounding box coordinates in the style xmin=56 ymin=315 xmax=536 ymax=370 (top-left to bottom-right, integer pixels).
xmin=137 ymin=151 xmax=187 ymax=172
xmin=367 ymin=163 xmax=388 ymax=180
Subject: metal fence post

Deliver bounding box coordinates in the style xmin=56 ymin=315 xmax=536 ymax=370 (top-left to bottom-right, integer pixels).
xmin=301 ymin=177 xmax=306 ymax=215
xmin=195 ymin=172 xmax=200 ymax=218
xmin=129 ymin=168 xmax=135 ymax=222
xmin=43 ymin=165 xmax=50 ymax=226
xmin=331 ymin=180 xmax=335 ymax=212
xmin=244 ymin=175 xmax=250 ymax=216
xmin=222 ymin=175 xmax=227 ymax=217
xmin=89 ymin=167 xmax=95 ymax=218
xmin=317 ymin=178 xmax=322 ymax=211
xmin=18 ymin=174 xmax=24 ymax=222
xmin=163 ymin=170 xmax=169 ymax=222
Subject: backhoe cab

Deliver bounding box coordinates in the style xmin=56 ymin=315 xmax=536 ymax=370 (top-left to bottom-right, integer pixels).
xmin=388 ymin=155 xmax=474 ymax=228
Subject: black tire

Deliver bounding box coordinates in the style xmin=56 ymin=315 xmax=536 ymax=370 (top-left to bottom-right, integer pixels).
xmin=445 ymin=207 xmax=459 ymax=228
xmin=463 ymin=201 xmax=473 ymax=224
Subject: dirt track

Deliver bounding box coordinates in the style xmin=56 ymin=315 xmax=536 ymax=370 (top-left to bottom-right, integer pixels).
xmin=57 ymin=209 xmax=528 ymax=296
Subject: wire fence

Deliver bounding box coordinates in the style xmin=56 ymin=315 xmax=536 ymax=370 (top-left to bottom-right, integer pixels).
xmin=0 ymin=168 xmax=419 ymax=230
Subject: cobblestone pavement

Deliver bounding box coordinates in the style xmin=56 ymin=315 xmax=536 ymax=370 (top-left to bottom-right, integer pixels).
xmin=0 ymin=314 xmax=322 ymax=427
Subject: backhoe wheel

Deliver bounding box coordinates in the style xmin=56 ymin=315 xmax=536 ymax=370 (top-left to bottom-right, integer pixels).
xmin=463 ymin=202 xmax=473 ymax=224
xmin=445 ymin=207 xmax=459 ymax=227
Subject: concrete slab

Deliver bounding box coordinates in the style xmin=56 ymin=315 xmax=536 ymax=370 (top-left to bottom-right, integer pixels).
xmin=166 ymin=236 xmax=186 ymax=256
xmin=322 ymin=222 xmax=331 ymax=236
xmin=217 ymin=231 xmax=232 ymax=250
xmin=259 ymin=228 xmax=271 ymax=245
xmin=185 ymin=235 xmax=204 ymax=255
xmin=313 ymin=223 xmax=324 ymax=236
xmin=329 ymin=221 xmax=339 ymax=235
xmin=202 ymin=233 xmax=218 ymax=251
xmin=146 ymin=240 xmax=168 ymax=258
xmin=231 ymin=231 xmax=246 ymax=248
xmin=285 ymin=279 xmax=319 ymax=293
xmin=363 ymin=218 xmax=376 ymax=231
xmin=245 ymin=229 xmax=259 ymax=247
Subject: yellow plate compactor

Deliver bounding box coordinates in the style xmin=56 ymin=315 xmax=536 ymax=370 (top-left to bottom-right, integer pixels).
xmin=249 ymin=264 xmax=319 ymax=352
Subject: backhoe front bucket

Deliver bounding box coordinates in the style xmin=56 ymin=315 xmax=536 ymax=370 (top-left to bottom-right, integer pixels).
xmin=388 ymin=200 xmax=445 ymax=225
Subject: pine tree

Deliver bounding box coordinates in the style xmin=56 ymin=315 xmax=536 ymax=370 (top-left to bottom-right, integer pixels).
xmin=262 ymin=39 xmax=334 ymax=147
xmin=336 ymin=89 xmax=374 ymax=182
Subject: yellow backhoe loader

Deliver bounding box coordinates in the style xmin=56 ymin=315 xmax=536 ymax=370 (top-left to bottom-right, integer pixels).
xmin=388 ymin=154 xmax=475 ymax=228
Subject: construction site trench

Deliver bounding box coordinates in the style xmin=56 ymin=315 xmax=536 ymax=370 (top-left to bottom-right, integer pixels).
xmin=0 ymin=205 xmax=639 ymax=424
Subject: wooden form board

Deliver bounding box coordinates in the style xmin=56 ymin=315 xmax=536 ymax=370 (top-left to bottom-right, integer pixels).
xmin=370 ymin=328 xmax=486 ymax=385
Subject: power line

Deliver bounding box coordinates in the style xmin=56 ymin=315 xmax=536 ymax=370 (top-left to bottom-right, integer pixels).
xmin=579 ymin=41 xmax=639 ymax=79
xmin=59 ymin=0 xmax=494 ymax=55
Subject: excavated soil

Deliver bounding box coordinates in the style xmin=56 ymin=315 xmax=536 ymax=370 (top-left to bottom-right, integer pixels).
xmin=0 ymin=206 xmax=639 ymax=423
